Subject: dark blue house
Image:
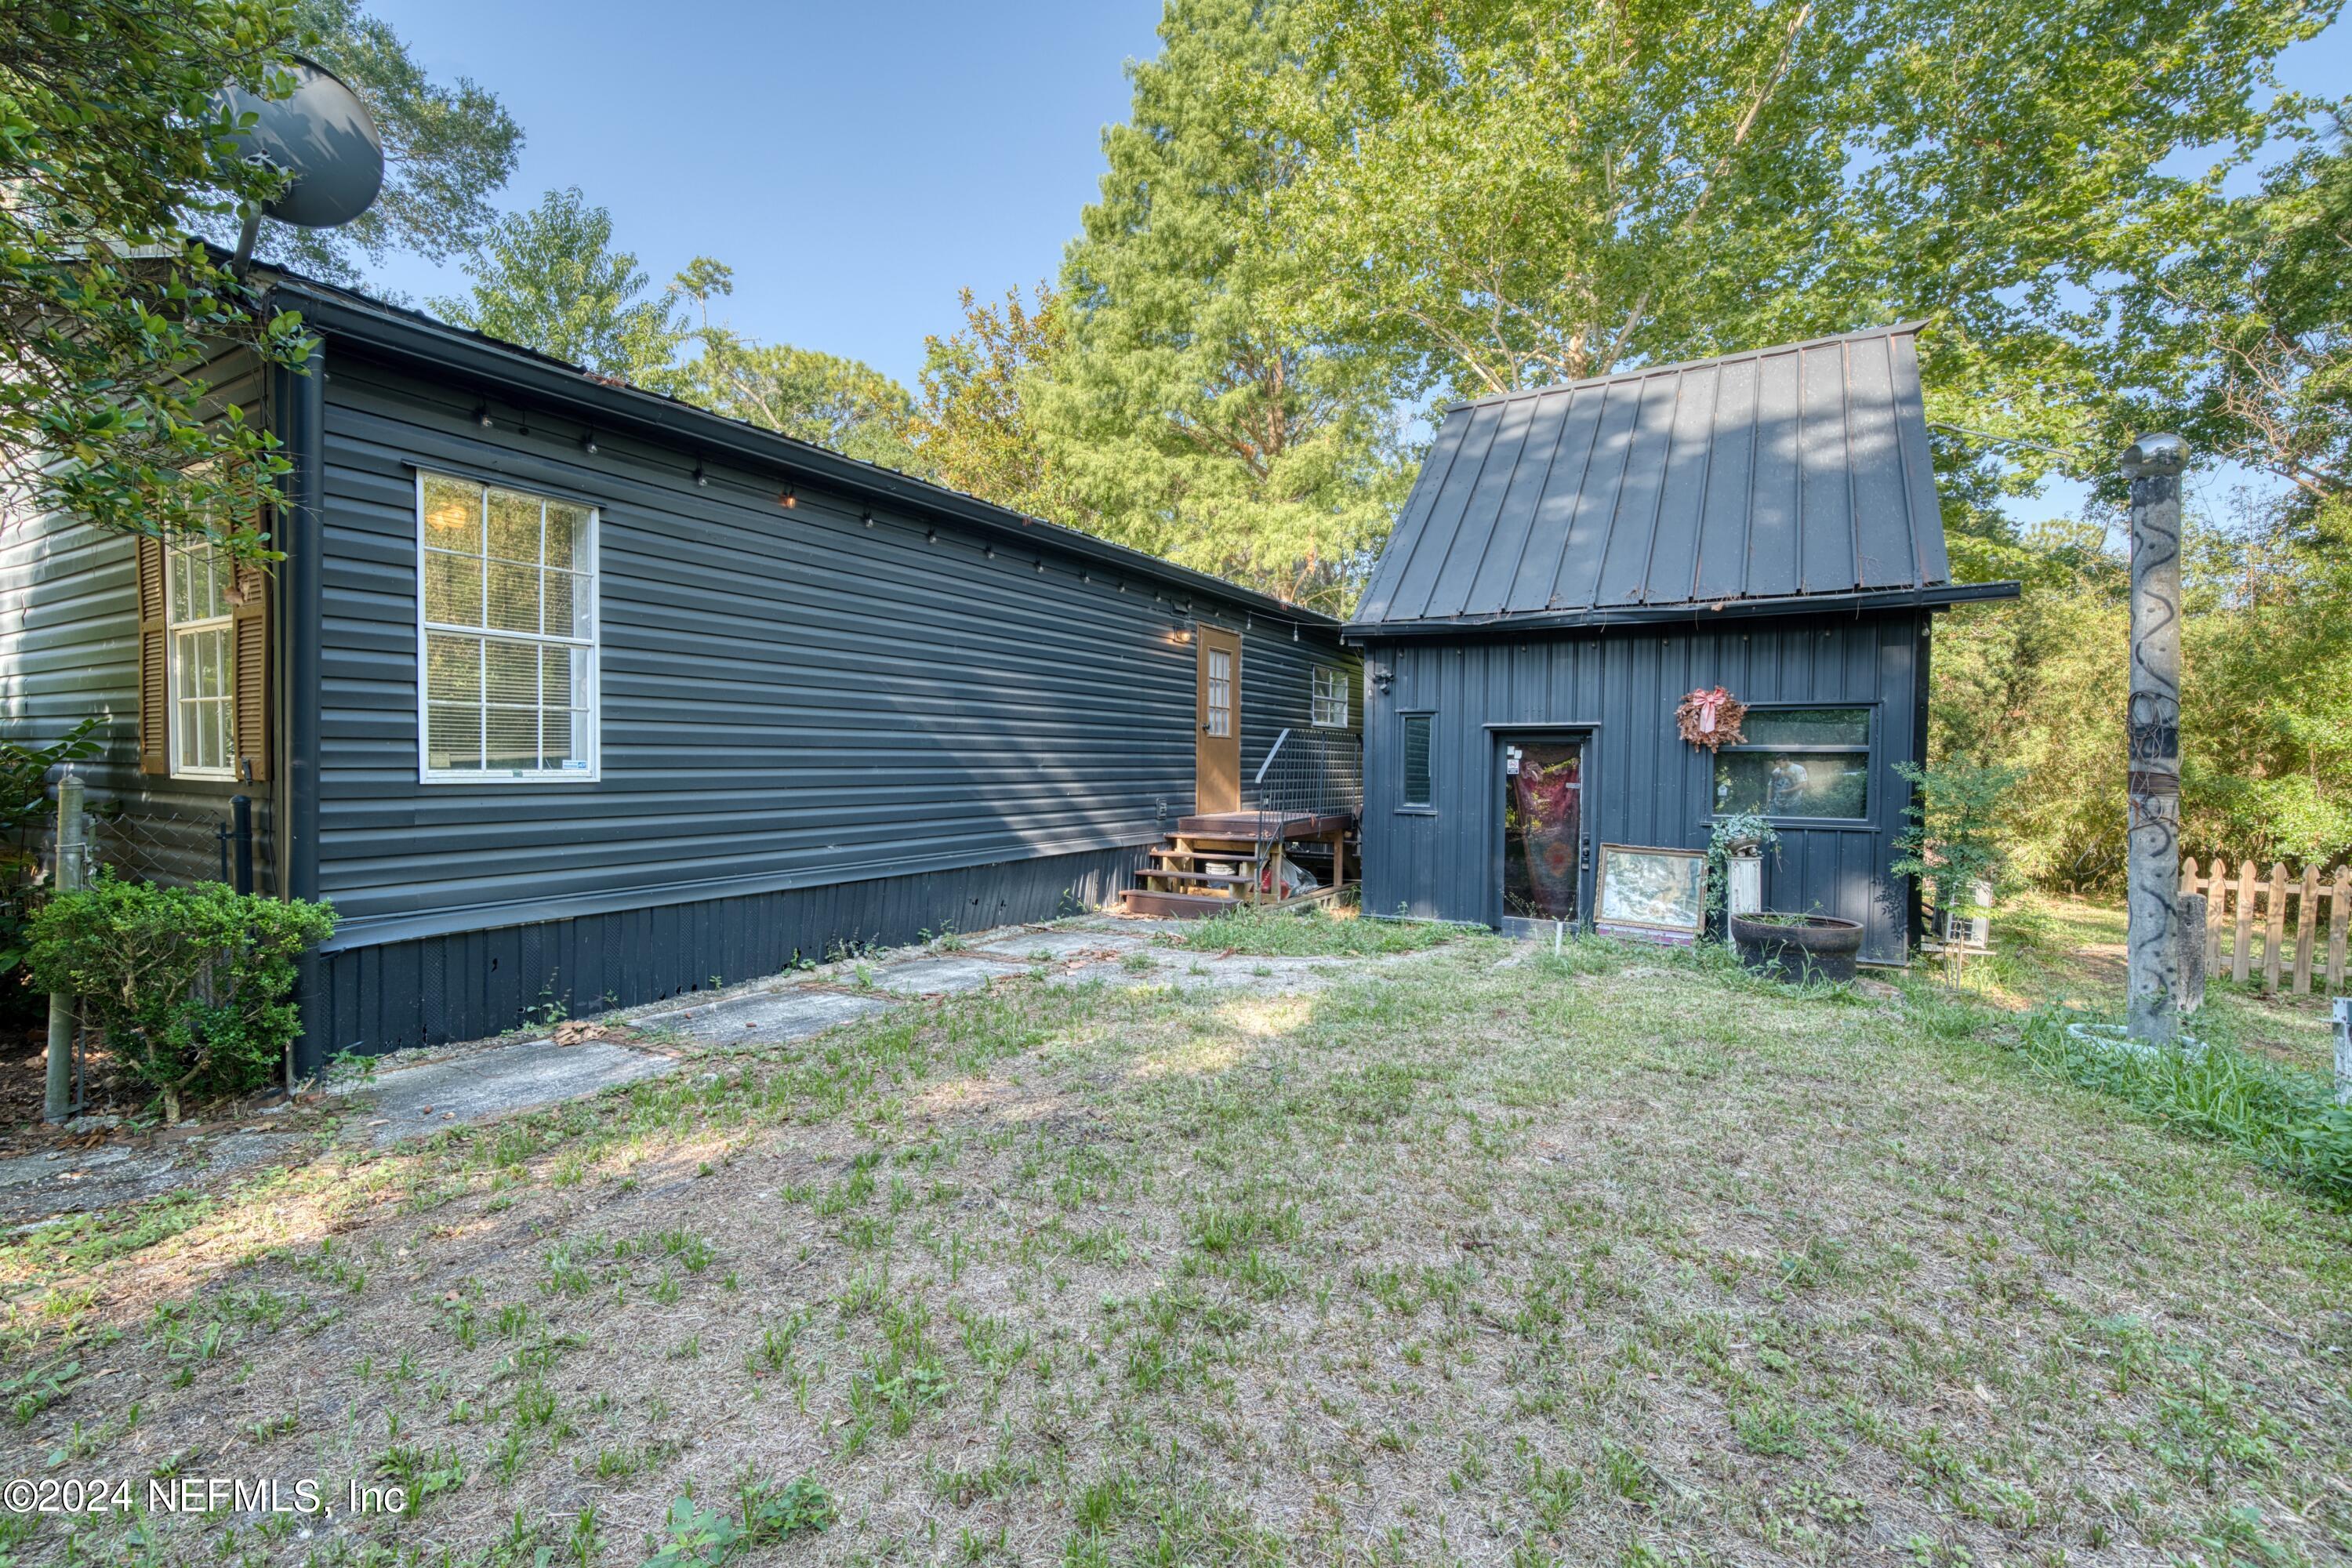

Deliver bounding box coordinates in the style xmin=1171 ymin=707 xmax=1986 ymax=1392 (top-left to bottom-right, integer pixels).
xmin=1347 ymin=325 xmax=2016 ymax=963
xmin=0 ymin=270 xmax=1361 ymax=1062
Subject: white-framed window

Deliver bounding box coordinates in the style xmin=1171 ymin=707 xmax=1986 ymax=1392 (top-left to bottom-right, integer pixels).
xmin=416 ymin=471 xmax=599 ymax=782
xmin=168 ymin=541 xmax=236 ymax=779
xmin=1205 ymin=647 xmax=1232 ymax=738
xmin=1312 ymin=666 xmax=1351 ymax=728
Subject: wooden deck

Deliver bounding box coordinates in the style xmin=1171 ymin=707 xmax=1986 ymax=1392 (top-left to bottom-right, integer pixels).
xmin=1122 ymin=810 xmax=1359 ymax=920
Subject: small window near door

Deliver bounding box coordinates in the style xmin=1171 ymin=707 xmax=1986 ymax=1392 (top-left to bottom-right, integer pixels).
xmin=1712 ymin=706 xmax=1871 ymax=819
xmin=1401 ymin=713 xmax=1433 ymax=807
xmin=1312 ymin=666 xmax=1351 ymax=728
xmin=1205 ymin=647 xmax=1233 ymax=738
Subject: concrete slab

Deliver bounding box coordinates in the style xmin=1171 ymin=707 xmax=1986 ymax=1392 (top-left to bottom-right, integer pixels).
xmin=970 ymin=928 xmax=1148 ymax=963
xmin=870 ymin=954 xmax=1026 ymax=996
xmin=0 ymin=1128 xmax=296 ymax=1225
xmin=646 ymin=988 xmax=895 ymax=1044
xmin=337 ymin=1038 xmax=678 ymax=1147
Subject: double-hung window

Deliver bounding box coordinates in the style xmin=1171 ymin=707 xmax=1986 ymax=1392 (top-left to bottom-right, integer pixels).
xmin=1312 ymin=666 xmax=1351 ymax=728
xmin=418 ymin=473 xmax=598 ymax=781
xmin=1711 ymin=706 xmax=1871 ymax=820
xmin=167 ymin=542 xmax=236 ymax=779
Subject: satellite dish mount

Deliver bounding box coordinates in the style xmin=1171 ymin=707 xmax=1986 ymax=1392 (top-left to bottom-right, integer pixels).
xmin=220 ymin=56 xmax=386 ymax=276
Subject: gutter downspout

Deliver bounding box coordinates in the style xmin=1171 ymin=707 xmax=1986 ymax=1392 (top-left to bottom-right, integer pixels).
xmin=276 ymin=335 xmax=328 ymax=1073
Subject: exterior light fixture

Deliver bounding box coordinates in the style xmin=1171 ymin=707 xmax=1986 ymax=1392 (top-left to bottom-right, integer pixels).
xmin=473 ymin=403 xmax=492 ymax=429
xmin=692 ymin=464 xmax=708 ymax=487
xmin=580 ymin=430 xmax=598 ymax=456
xmin=779 ymin=485 xmax=797 ymax=509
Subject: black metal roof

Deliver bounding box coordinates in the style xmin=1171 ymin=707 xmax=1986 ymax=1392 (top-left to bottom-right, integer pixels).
xmin=1348 ymin=324 xmax=1992 ymax=637
xmin=256 ymin=267 xmax=1341 ymax=632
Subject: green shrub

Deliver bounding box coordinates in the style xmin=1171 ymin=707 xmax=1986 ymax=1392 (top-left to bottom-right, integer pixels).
xmin=27 ymin=874 xmax=336 ymax=1118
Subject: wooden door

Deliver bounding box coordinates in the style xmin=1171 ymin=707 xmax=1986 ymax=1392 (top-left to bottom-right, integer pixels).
xmin=1195 ymin=626 xmax=1242 ymax=814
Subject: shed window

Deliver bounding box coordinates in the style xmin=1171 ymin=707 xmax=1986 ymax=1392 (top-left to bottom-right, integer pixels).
xmin=168 ymin=541 xmax=235 ymax=779
xmin=1312 ymin=666 xmax=1351 ymax=728
xmin=1712 ymin=706 xmax=1870 ymax=819
xmin=418 ymin=473 xmax=597 ymax=781
xmin=1400 ymin=713 xmax=1433 ymax=808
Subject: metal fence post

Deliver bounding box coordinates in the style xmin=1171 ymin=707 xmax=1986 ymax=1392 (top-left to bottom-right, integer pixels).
xmin=43 ymin=771 xmax=86 ymax=1123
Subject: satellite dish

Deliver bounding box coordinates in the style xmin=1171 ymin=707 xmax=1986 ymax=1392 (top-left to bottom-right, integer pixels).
xmin=220 ymin=56 xmax=384 ymax=271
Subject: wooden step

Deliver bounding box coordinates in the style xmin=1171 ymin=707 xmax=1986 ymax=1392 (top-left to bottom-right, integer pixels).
xmin=1144 ymin=867 xmax=1258 ymax=887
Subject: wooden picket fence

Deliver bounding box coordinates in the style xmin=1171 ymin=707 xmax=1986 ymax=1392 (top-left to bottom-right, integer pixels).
xmin=2180 ymin=858 xmax=2350 ymax=996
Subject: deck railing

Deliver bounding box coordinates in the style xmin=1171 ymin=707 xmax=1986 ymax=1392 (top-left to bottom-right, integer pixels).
xmin=1245 ymin=728 xmax=1363 ymax=826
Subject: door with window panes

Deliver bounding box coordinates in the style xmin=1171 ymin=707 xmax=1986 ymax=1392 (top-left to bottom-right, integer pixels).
xmin=1194 ymin=626 xmax=1242 ymax=815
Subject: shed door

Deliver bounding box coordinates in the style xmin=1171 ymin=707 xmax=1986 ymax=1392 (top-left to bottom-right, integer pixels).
xmin=1502 ymin=738 xmax=1585 ymax=926
xmin=1195 ymin=626 xmax=1242 ymax=814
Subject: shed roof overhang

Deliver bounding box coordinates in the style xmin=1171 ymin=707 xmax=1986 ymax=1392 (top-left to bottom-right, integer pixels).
xmin=1341 ymin=579 xmax=2021 ymax=643
xmin=265 ymin=275 xmax=1341 ymax=633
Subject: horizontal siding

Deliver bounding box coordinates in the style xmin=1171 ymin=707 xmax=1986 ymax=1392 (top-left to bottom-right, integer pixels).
xmin=0 ymin=351 xmax=278 ymax=890
xmin=308 ymin=818 xmax=1149 ymax=1059
xmin=314 ymin=350 xmax=1357 ymax=943
xmin=1359 ymin=614 xmax=1922 ymax=962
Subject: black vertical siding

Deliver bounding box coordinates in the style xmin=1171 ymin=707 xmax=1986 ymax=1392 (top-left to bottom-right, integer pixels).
xmin=1359 ymin=614 xmax=1922 ymax=962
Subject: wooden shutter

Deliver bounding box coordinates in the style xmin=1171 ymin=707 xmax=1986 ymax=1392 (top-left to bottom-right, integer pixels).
xmin=136 ymin=535 xmax=169 ymax=775
xmin=230 ymin=553 xmax=271 ymax=784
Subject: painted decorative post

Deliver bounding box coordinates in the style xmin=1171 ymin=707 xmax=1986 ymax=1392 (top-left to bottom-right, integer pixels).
xmin=2122 ymin=434 xmax=2187 ymax=1045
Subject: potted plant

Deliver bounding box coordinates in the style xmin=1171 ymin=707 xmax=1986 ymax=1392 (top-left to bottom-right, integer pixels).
xmin=1730 ymin=909 xmax=1866 ymax=984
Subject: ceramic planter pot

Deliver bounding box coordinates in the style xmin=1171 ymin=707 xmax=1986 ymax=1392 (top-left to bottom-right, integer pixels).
xmin=1730 ymin=913 xmax=1864 ymax=985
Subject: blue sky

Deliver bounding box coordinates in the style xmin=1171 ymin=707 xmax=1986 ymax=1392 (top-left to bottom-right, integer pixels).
xmin=368 ymin=2 xmax=2347 ymax=530
xmin=367 ymin=1 xmax=1167 ymax=390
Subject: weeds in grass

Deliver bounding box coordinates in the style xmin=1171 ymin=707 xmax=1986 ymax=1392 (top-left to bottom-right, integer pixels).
xmin=2015 ymin=1005 xmax=2352 ymax=1199
xmin=1164 ymin=904 xmax=1472 ymax=957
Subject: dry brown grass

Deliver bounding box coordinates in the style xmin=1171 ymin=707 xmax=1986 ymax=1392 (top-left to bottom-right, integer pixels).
xmin=2 ymin=926 xmax=2348 ymax=1567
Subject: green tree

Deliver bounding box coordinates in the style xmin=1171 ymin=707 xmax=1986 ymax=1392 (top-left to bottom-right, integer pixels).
xmin=668 ymin=259 xmax=926 ymax=471
xmin=0 ymin=0 xmax=314 ymax=555
xmin=429 ymin=187 xmax=691 ymax=388
xmin=1250 ymin=0 xmax=2332 ymax=505
xmin=1039 ymin=0 xmax=1405 ymax=613
xmin=209 ymin=0 xmax=524 ymax=280
xmin=916 ymin=282 xmax=1090 ymax=524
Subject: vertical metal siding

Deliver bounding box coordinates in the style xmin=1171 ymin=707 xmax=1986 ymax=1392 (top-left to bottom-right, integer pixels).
xmin=1360 ymin=613 xmax=1922 ymax=963
xmin=310 ymin=840 xmax=1149 ymax=1057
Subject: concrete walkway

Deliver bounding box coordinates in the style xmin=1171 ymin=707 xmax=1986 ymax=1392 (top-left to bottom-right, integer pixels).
xmin=5 ymin=914 xmax=1386 ymax=1227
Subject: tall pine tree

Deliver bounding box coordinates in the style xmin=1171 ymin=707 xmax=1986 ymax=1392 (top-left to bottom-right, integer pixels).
xmin=1037 ymin=0 xmax=1403 ymax=613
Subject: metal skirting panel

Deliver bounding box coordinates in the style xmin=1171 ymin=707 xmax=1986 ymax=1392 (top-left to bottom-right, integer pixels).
xmin=302 ymin=841 xmax=1149 ymax=1063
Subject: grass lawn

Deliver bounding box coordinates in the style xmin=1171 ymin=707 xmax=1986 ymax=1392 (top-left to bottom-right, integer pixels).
xmin=3 ymin=909 xmax=2348 ymax=1567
